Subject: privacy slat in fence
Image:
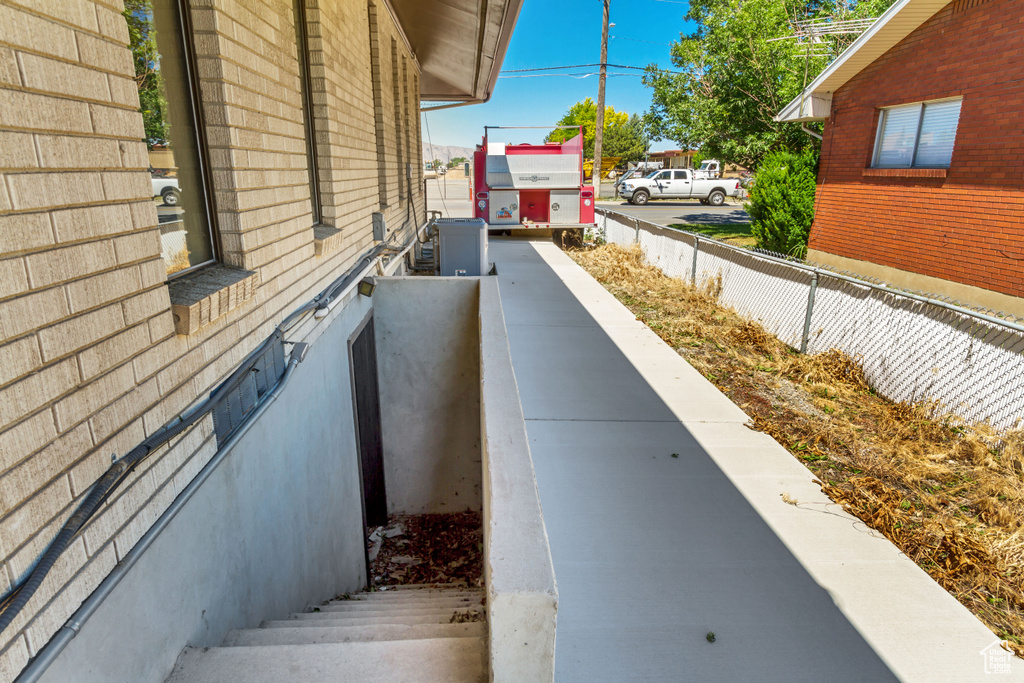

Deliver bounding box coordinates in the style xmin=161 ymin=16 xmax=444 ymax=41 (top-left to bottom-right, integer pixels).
xmin=596 ymin=209 xmax=1024 ymax=431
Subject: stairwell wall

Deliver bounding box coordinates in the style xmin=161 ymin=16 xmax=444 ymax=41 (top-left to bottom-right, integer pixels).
xmin=374 ymin=277 xmax=482 ymax=515
xmin=34 ymin=290 xmax=373 ymax=683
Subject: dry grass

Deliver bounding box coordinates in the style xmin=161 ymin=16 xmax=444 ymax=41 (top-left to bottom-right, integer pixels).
xmin=571 ymin=242 xmax=1024 ymax=654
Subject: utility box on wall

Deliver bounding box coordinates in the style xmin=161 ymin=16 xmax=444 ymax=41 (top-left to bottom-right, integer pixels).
xmin=437 ymin=218 xmax=488 ymax=276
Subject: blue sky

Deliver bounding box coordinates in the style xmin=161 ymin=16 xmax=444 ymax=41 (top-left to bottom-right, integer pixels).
xmin=421 ymin=0 xmax=695 ymax=152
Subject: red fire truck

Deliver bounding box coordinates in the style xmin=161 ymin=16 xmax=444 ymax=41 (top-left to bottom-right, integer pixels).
xmin=472 ymin=126 xmax=596 ymax=241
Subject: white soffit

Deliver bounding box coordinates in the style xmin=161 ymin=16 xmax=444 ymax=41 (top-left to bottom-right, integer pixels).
xmin=389 ymin=0 xmax=524 ymax=103
xmin=776 ymin=0 xmax=953 ymax=122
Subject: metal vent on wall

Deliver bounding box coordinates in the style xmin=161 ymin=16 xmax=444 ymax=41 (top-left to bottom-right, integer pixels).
xmin=211 ymin=337 xmax=286 ymax=446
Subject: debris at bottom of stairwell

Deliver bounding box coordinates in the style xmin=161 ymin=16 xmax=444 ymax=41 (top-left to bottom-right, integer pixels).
xmin=367 ymin=512 xmax=483 ymax=588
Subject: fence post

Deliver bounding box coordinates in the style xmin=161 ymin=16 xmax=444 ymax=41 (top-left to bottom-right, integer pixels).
xmin=800 ymin=270 xmax=819 ymax=354
xmin=691 ymin=236 xmax=700 ymax=284
xmin=633 ymin=218 xmax=640 ymax=244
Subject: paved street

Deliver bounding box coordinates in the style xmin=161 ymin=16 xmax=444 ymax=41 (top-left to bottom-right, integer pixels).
xmin=425 ymin=176 xmax=473 ymax=218
xmin=596 ymin=198 xmax=750 ymax=227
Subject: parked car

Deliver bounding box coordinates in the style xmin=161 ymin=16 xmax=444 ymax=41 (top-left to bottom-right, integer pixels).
xmin=618 ymin=169 xmax=741 ymax=206
xmin=151 ymin=175 xmax=181 ymax=206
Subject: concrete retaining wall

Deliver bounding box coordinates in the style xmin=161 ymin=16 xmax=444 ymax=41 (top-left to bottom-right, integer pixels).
xmin=478 ymin=278 xmax=558 ymax=683
xmin=374 ymin=278 xmax=482 ymax=514
xmin=35 ymin=296 xmax=374 ymax=683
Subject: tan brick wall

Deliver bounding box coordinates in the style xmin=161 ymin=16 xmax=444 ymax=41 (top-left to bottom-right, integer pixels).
xmin=0 ymin=0 xmax=424 ymax=678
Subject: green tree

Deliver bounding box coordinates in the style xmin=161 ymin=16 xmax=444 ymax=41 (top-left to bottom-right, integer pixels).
xmin=448 ymin=156 xmax=467 ymax=168
xmin=124 ymin=0 xmax=169 ymax=147
xmin=644 ymin=0 xmax=893 ymax=169
xmin=602 ymin=114 xmax=649 ymax=164
xmin=546 ymin=98 xmax=629 ymax=158
xmin=745 ymin=148 xmax=818 ymax=256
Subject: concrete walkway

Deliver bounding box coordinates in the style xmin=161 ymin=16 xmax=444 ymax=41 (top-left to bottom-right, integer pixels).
xmin=490 ymin=238 xmax=1017 ymax=682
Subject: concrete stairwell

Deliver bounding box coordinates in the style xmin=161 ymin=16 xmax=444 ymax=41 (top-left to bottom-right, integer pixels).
xmin=165 ymin=585 xmax=487 ymax=683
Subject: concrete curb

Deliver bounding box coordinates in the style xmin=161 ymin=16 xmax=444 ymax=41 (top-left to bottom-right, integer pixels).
xmin=478 ymin=277 xmax=558 ymax=683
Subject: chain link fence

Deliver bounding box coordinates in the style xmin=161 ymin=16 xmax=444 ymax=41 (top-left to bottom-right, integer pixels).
xmin=596 ymin=209 xmax=1024 ymax=431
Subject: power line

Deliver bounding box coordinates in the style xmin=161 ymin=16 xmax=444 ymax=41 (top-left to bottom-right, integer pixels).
xmin=498 ymin=72 xmax=645 ymax=79
xmin=500 ymin=63 xmax=681 ymax=75
xmin=611 ymin=35 xmax=673 ymax=46
xmin=500 ymin=63 xmax=640 ymax=73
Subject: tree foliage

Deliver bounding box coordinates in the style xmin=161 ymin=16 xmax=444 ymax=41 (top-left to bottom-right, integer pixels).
xmin=645 ymin=0 xmax=894 ymax=169
xmin=124 ymin=0 xmax=169 ymax=147
xmin=546 ymin=98 xmax=639 ymax=159
xmin=602 ymin=114 xmax=650 ymax=164
xmin=746 ymin=148 xmax=818 ymax=255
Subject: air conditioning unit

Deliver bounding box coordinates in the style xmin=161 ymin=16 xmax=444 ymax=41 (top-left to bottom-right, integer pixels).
xmin=436 ymin=218 xmax=487 ymax=277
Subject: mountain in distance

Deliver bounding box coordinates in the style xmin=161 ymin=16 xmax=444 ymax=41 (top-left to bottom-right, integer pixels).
xmin=421 ymin=143 xmax=475 ymax=163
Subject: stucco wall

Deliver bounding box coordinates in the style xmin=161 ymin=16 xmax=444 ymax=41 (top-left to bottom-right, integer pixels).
xmin=811 ymin=0 xmax=1024 ymax=302
xmin=374 ymin=277 xmax=482 ymax=514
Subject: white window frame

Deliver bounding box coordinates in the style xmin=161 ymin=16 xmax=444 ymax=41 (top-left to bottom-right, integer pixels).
xmin=871 ymin=97 xmax=962 ymax=169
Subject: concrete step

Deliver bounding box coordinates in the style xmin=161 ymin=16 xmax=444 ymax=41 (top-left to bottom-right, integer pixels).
xmin=294 ymin=606 xmax=481 ymax=622
xmin=223 ymin=622 xmax=486 ymax=646
xmin=264 ymin=612 xmax=483 ymax=628
xmin=377 ymin=583 xmax=474 ymax=591
xmin=288 ymin=606 xmax=484 ymax=623
xmin=330 ymin=590 xmax=482 ymax=603
xmin=166 ymin=637 xmax=487 ymax=683
xmin=317 ymin=597 xmax=483 ymax=613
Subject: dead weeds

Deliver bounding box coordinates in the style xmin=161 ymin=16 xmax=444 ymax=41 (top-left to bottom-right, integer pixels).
xmin=571 ymin=242 xmax=1024 ymax=654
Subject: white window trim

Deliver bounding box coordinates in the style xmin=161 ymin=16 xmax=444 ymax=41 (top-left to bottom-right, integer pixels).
xmin=871 ymin=97 xmax=962 ymax=169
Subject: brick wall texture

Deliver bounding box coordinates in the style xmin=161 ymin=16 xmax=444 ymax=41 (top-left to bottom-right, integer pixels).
xmin=0 ymin=0 xmax=424 ymax=678
xmin=811 ymin=0 xmax=1024 ymax=299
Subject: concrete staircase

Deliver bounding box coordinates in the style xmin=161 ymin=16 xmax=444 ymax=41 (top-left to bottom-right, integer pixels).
xmin=165 ymin=585 xmax=487 ymax=683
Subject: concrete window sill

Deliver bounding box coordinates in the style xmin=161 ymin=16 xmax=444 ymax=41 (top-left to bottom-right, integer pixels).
xmin=168 ymin=265 xmax=259 ymax=335
xmin=862 ymin=167 xmax=947 ymax=178
xmin=313 ymin=224 xmax=343 ymax=256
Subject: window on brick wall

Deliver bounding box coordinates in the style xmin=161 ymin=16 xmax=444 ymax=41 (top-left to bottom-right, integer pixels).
xmin=293 ymin=0 xmax=324 ymax=225
xmin=131 ymin=0 xmax=218 ymax=276
xmin=872 ymin=99 xmax=962 ymax=168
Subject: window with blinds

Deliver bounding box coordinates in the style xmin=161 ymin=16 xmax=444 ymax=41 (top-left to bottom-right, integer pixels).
xmin=872 ymin=99 xmax=962 ymax=168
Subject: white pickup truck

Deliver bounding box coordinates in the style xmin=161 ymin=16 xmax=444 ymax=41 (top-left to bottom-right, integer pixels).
xmin=151 ymin=175 xmax=181 ymax=206
xmin=618 ymin=168 xmax=740 ymax=206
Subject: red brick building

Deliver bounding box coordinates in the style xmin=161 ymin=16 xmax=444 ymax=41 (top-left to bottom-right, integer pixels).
xmin=777 ymin=0 xmax=1024 ymax=314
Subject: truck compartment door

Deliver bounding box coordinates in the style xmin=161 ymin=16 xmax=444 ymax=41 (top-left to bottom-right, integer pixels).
xmin=550 ymin=189 xmax=580 ymax=223
xmin=489 ymin=190 xmax=520 ymax=225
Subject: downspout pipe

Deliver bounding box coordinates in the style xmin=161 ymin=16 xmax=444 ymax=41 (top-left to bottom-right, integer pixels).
xmin=801 ymin=123 xmax=823 ymax=140
xmin=15 ymin=344 xmax=309 ymax=683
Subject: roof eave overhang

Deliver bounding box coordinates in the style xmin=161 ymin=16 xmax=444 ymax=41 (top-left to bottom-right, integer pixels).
xmin=389 ymin=0 xmax=524 ymax=104
xmin=775 ymin=0 xmax=952 ymax=123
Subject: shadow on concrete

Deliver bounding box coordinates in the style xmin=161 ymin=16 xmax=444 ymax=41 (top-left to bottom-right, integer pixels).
xmin=674 ymin=209 xmax=751 ymax=226
xmin=491 ymin=239 xmax=897 ymax=683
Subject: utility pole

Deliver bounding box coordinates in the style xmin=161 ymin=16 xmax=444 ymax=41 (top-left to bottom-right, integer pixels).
xmin=593 ymin=0 xmax=610 ymax=200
